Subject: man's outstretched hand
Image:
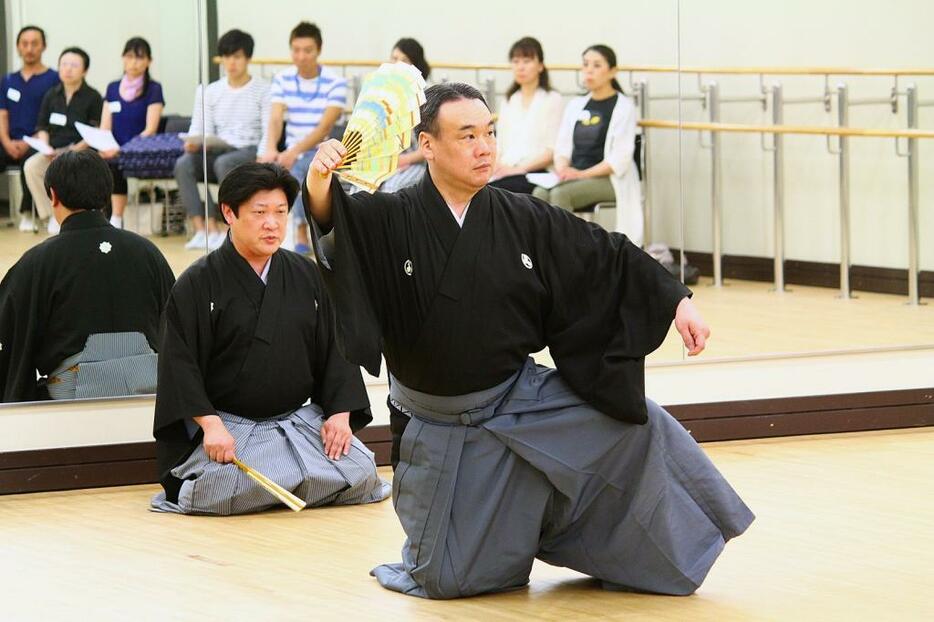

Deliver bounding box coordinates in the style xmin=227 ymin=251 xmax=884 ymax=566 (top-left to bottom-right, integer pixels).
xmin=674 ymin=297 xmax=710 ymax=356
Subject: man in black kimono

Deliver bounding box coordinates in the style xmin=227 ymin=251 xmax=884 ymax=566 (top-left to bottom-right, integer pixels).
xmin=151 ymin=162 xmax=389 ymax=515
xmin=0 ymin=150 xmax=174 ymax=402
xmin=304 ymin=83 xmax=754 ymax=598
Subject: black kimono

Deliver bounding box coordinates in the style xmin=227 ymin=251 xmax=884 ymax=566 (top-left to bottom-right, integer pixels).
xmin=0 ymin=210 xmax=174 ymax=402
xmin=306 ymin=172 xmax=754 ymax=598
xmin=307 ymin=172 xmax=690 ymax=423
xmin=152 ymin=237 xmax=386 ymax=512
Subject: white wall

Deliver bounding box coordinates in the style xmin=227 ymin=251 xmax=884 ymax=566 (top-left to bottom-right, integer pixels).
xmin=7 ymin=0 xmax=200 ymax=116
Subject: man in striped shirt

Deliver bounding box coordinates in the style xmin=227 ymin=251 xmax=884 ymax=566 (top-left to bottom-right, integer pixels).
xmin=176 ymin=29 xmax=270 ymax=251
xmin=258 ymin=21 xmax=347 ymax=254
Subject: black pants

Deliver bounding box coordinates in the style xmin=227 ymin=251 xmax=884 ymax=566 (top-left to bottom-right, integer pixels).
xmin=0 ymin=147 xmax=36 ymax=214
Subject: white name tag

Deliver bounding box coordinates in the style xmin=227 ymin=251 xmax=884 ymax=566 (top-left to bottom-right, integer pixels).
xmin=49 ymin=112 xmax=67 ymax=126
xmin=6 ymin=88 xmax=21 ymax=102
xmin=108 ymin=100 xmax=122 ymax=113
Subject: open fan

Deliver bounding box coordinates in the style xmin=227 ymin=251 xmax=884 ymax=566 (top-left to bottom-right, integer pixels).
xmin=335 ymin=62 xmax=427 ymax=192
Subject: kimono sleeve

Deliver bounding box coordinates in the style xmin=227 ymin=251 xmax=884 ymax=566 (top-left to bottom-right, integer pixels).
xmin=310 ymin=267 xmax=373 ymax=433
xmin=153 ymin=273 xmax=215 ymax=437
xmin=304 ymin=176 xmax=398 ymax=377
xmin=539 ymin=202 xmax=691 ymax=423
xmin=0 ymin=264 xmax=43 ymax=402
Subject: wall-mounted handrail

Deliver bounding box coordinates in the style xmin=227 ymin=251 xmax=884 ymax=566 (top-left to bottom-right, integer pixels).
xmin=638 ymin=120 xmax=934 ymax=139
xmin=224 ymin=57 xmax=934 ymax=77
xmin=639 ymin=118 xmax=930 ymax=304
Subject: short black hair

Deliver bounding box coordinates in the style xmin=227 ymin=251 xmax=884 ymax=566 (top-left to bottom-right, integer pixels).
xmin=415 ymin=83 xmax=489 ymax=137
xmin=16 ymin=25 xmax=46 ymax=47
xmin=218 ymin=29 xmax=254 ymax=58
xmin=59 ymin=46 xmax=90 ymax=72
xmin=289 ymin=21 xmax=322 ymax=49
xmin=44 ymin=151 xmax=113 ymax=211
xmin=218 ymin=163 xmax=299 ymax=216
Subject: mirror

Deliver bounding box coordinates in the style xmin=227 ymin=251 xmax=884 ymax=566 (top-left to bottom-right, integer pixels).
xmin=0 ymin=0 xmax=207 ymax=403
xmin=673 ymin=0 xmax=934 ymax=360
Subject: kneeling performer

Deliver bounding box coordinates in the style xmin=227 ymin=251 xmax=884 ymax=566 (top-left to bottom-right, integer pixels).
xmin=304 ymin=84 xmax=754 ymax=598
xmin=152 ymin=162 xmax=389 ymax=515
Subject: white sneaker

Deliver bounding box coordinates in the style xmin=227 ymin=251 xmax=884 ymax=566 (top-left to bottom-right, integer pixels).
xmin=110 ymin=215 xmax=123 ymax=229
xmin=18 ymin=217 xmax=34 ymax=232
xmin=207 ymin=231 xmax=226 ymax=250
xmin=184 ymin=230 xmax=207 ymax=250
xmin=47 ymin=218 xmax=61 ymax=235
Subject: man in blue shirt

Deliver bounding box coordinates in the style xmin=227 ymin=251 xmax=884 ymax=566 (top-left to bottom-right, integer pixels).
xmin=0 ymin=25 xmax=60 ymax=230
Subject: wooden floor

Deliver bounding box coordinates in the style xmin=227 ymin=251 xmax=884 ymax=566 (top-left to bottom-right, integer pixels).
xmin=2 ymin=428 xmax=932 ymax=621
xmin=2 ymin=225 xmax=933 ymax=363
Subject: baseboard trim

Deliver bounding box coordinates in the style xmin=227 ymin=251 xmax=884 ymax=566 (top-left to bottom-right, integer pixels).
xmin=2 ymin=387 xmax=931 ymax=494
xmin=683 ymin=251 xmax=934 ymax=297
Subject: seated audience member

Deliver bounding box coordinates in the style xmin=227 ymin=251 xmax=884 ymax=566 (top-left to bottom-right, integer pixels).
xmin=379 ymin=38 xmax=431 ymax=193
xmin=489 ymin=37 xmax=563 ymax=194
xmin=258 ymin=22 xmax=346 ymax=254
xmin=0 ymin=151 xmax=175 ymax=402
xmin=23 ymin=47 xmax=102 ymax=235
xmin=0 ymin=25 xmax=59 ymax=230
xmin=99 ymin=37 xmax=165 ymax=229
xmin=533 ymin=45 xmax=643 ymax=246
xmin=176 ymin=29 xmax=269 ymax=251
xmin=151 ymin=162 xmax=389 ymax=515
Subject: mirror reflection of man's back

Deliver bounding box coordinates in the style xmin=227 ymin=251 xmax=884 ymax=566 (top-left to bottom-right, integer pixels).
xmin=0 ymin=150 xmax=175 ymax=402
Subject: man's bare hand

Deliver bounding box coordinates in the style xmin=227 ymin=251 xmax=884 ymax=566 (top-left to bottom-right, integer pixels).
xmin=196 ymin=415 xmax=237 ymax=463
xmin=276 ymin=147 xmax=299 ymax=170
xmin=674 ymin=297 xmax=710 ymax=356
xmin=309 ymin=139 xmax=347 ymax=178
xmin=320 ymin=411 xmax=353 ymax=460
xmin=256 ymin=150 xmax=279 ymax=163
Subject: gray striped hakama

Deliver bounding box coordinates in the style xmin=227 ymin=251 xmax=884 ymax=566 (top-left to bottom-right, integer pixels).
xmin=47 ymin=332 xmax=157 ymax=400
xmin=371 ymin=358 xmax=755 ymax=599
xmin=150 ymin=404 xmax=390 ymax=515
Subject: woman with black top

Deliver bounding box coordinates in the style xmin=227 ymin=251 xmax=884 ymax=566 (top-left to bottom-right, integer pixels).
xmin=533 ymin=44 xmax=643 ymax=246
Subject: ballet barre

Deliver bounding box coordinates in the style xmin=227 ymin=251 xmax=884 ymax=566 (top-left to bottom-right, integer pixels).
xmin=638 ymin=116 xmax=931 ymax=305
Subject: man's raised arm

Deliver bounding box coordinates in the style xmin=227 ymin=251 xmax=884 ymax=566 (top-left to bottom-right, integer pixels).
xmin=305 ymin=138 xmax=347 ymax=229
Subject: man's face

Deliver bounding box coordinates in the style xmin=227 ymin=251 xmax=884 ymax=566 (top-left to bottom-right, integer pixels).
xmin=17 ymin=30 xmax=45 ymax=65
xmin=222 ymin=188 xmax=289 ymax=261
xmin=421 ymin=98 xmax=496 ymax=191
xmin=290 ymin=37 xmax=319 ymax=75
xmin=222 ymin=51 xmax=250 ymax=81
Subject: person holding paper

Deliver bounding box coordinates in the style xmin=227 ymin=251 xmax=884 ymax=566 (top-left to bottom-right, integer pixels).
xmin=99 ymin=38 xmax=165 ymax=229
xmin=489 ymin=37 xmax=563 ymax=195
xmin=0 ymin=25 xmax=59 ymax=231
xmin=176 ymin=29 xmax=269 ymax=251
xmin=533 ymin=45 xmax=643 ymax=246
xmin=23 ymin=47 xmax=102 ymax=235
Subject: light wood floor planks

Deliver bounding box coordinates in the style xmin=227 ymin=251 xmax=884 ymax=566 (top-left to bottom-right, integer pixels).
xmin=2 ymin=428 xmax=932 ymax=621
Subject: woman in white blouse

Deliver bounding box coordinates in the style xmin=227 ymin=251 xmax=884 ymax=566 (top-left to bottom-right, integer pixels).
xmin=533 ymin=44 xmax=643 ymax=246
xmin=489 ymin=37 xmax=563 ymax=194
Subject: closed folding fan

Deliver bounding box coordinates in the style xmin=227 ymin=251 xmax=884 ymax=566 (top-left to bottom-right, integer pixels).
xmin=336 ymin=62 xmax=427 ymax=192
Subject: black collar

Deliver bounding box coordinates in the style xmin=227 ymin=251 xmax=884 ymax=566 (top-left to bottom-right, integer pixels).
xmin=416 ymin=169 xmax=488 ymax=254
xmin=59 ymin=209 xmax=109 ymax=232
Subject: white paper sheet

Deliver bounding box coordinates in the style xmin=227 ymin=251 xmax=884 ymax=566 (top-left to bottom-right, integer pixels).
xmin=180 ymin=133 xmax=232 ymax=149
xmin=525 ymin=171 xmax=560 ymax=190
xmin=74 ymin=122 xmax=120 ymax=152
xmin=23 ymin=135 xmax=53 ymax=155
